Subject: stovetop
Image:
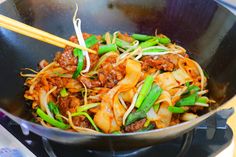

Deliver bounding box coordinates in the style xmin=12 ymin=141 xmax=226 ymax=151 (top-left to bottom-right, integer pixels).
xmin=0 ymin=109 xmax=234 ymax=157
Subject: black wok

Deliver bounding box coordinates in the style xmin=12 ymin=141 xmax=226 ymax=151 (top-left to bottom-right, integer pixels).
xmin=0 ymin=0 xmax=236 ymax=150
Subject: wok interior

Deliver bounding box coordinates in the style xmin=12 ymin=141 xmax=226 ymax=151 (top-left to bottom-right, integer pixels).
xmin=0 ymin=0 xmax=236 ymax=123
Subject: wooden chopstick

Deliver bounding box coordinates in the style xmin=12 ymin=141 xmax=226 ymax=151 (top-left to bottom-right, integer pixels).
xmin=0 ymin=14 xmax=96 ymax=53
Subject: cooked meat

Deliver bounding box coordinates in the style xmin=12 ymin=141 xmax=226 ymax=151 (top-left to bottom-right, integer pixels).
xmin=124 ymin=118 xmax=146 ymax=132
xmin=141 ymin=54 xmax=181 ymax=72
xmin=72 ymin=116 xmax=93 ymax=129
xmin=79 ymin=76 xmax=101 ymax=89
xmin=98 ymin=56 xmax=126 ymax=88
xmin=58 ymin=96 xmax=81 ymax=115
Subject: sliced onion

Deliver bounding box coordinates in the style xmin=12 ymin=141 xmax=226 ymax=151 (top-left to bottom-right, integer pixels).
xmin=181 ymin=113 xmax=198 ymax=121
xmin=39 ymin=86 xmax=57 ymax=118
xmin=146 ymin=107 xmax=158 ymax=121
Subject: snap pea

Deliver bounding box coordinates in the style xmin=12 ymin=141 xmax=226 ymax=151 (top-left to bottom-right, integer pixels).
xmin=36 ymin=108 xmax=69 ymax=129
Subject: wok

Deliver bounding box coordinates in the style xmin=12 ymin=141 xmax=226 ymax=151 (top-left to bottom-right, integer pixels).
xmin=0 ymin=0 xmax=236 ymax=150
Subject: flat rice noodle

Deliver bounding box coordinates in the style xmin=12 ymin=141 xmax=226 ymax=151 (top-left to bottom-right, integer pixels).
xmin=155 ymin=72 xmax=179 ymax=91
xmin=172 ymin=69 xmax=192 ymax=85
xmin=155 ymin=102 xmax=172 ymax=128
xmin=120 ymin=88 xmax=136 ymax=103
xmin=155 ymin=90 xmax=172 ymax=106
xmin=94 ymin=59 xmax=141 ymax=133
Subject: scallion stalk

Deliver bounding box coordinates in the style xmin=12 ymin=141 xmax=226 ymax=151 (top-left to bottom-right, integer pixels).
xmin=36 ymin=108 xmax=69 ymax=129
xmin=135 ymin=75 xmax=154 ymax=108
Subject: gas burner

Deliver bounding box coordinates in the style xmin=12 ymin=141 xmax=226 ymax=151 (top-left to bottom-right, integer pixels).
xmin=0 ymin=109 xmax=234 ymax=157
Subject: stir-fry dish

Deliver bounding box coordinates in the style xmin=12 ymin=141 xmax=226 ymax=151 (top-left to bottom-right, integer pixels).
xmin=22 ymin=8 xmax=214 ymax=134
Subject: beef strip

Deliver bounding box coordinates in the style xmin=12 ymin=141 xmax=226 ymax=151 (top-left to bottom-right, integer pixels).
xmin=124 ymin=118 xmax=146 ymax=132
xmin=141 ymin=54 xmax=181 ymax=72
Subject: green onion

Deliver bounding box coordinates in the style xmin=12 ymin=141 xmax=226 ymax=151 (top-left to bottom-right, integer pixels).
xmin=112 ymin=131 xmax=121 ymax=134
xmin=76 ymin=103 xmax=100 ymax=112
xmin=143 ymin=48 xmax=167 ymax=53
xmin=137 ymin=84 xmax=162 ymax=113
xmin=157 ymin=37 xmax=171 ymax=44
xmin=115 ymin=38 xmax=131 ymax=48
xmin=71 ymin=112 xmax=99 ymax=132
xmin=168 ymin=106 xmax=186 ymax=113
xmin=153 ymin=103 xmax=160 ymax=112
xmin=98 ymin=44 xmax=117 ymax=55
xmin=36 ymin=108 xmax=69 ymax=129
xmin=60 ymin=88 xmax=68 ymax=97
xmin=138 ymin=123 xmax=155 ymax=132
xmin=135 ymin=75 xmax=154 ymax=108
xmin=196 ymin=97 xmax=208 ymax=104
xmin=131 ymin=34 xmax=153 ymax=41
xmin=72 ymin=49 xmax=84 ymax=79
xmin=125 ymin=110 xmax=146 ymax=126
xmin=188 ymin=85 xmax=200 ymax=93
xmin=143 ymin=119 xmax=150 ymax=128
xmin=139 ymin=38 xmax=159 ymax=48
xmin=48 ymin=102 xmax=63 ymax=122
xmin=85 ymin=35 xmax=98 ymax=48
xmin=175 ymin=93 xmax=198 ymax=107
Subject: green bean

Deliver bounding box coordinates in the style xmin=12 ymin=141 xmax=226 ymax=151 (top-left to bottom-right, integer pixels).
xmin=131 ymin=33 xmax=153 ymax=41
xmin=175 ymin=93 xmax=197 ymax=107
xmin=139 ymin=38 xmax=159 ymax=48
xmin=137 ymin=84 xmax=162 ymax=113
xmin=168 ymin=106 xmax=186 ymax=113
xmin=125 ymin=110 xmax=146 ymax=126
xmin=36 ymin=108 xmax=69 ymax=129
xmin=135 ymin=75 xmax=154 ymax=108
xmin=98 ymin=44 xmax=117 ymax=55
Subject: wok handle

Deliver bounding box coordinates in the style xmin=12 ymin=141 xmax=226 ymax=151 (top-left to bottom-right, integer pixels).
xmin=217 ymin=95 xmax=236 ymax=111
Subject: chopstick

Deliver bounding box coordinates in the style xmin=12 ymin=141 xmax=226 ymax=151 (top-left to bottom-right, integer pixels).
xmin=0 ymin=14 xmax=96 ymax=53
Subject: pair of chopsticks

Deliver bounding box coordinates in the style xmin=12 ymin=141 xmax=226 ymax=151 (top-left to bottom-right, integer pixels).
xmin=0 ymin=14 xmax=95 ymax=53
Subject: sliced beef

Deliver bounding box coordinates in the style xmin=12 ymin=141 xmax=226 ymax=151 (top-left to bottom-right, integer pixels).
xmin=141 ymin=54 xmax=181 ymax=72
xmin=72 ymin=116 xmax=93 ymax=129
xmin=58 ymin=96 xmax=81 ymax=115
xmin=79 ymin=76 xmax=101 ymax=89
xmin=124 ymin=118 xmax=146 ymax=132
